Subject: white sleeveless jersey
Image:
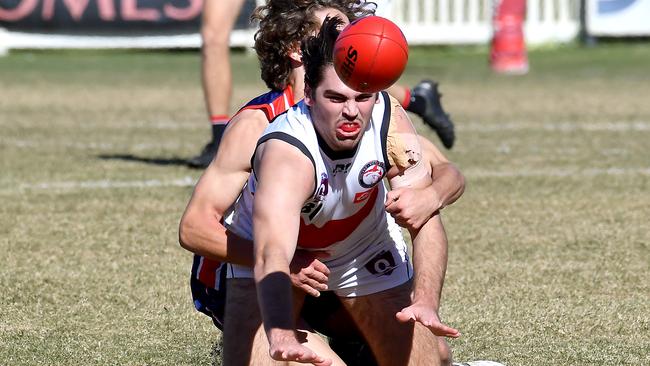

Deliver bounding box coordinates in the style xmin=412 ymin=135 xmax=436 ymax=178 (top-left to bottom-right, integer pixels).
xmin=227 ymin=92 xmax=410 ymax=278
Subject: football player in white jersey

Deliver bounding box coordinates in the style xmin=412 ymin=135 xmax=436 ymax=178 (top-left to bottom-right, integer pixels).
xmin=248 ymin=17 xmax=457 ymax=365
xmin=179 ymin=2 xmax=465 ymax=365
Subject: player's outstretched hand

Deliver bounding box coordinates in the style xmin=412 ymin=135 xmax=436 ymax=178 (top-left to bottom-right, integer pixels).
xmin=396 ymin=303 xmax=460 ymax=338
xmin=289 ymin=249 xmax=330 ymax=297
xmin=269 ymin=330 xmax=332 ymax=366
xmin=385 ymin=187 xmax=439 ymax=231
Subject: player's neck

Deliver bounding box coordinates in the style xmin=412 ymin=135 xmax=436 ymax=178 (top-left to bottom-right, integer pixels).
xmin=288 ymin=66 xmax=305 ymax=101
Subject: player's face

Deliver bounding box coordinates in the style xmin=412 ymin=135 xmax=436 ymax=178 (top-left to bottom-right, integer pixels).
xmin=305 ymin=66 xmax=377 ymax=151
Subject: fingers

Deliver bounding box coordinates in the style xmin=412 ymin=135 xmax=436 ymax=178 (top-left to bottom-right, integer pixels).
xmin=290 ymin=258 xmax=330 ymax=281
xmin=310 ymin=259 xmax=331 ymax=276
xmin=385 ymin=190 xmax=400 ymax=207
xmin=426 ymin=322 xmax=461 ymax=338
xmin=299 ymin=264 xmax=329 ymax=284
xmin=418 ymin=318 xmax=461 ymax=338
xmin=290 ymin=256 xmax=330 ymax=296
xmin=396 ymin=307 xmax=461 ymax=338
xmin=272 ymin=345 xmax=304 ymax=360
xmin=299 ymin=285 xmax=321 ymax=298
xmin=271 ymin=345 xmax=331 ymax=365
xmin=313 ymin=359 xmax=333 ymax=366
xmin=297 ymin=351 xmax=331 ymax=366
xmin=297 ymin=278 xmax=328 ymax=297
xmin=395 ymin=310 xmax=416 ymax=323
xmin=292 ymin=261 xmax=329 ymax=296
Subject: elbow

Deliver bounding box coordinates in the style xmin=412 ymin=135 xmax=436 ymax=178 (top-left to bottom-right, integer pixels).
xmin=455 ymin=166 xmax=466 ymax=197
xmin=253 ymin=250 xmax=270 ymax=283
xmin=178 ymin=215 xmax=197 ymax=253
xmin=437 ymin=163 xmax=466 ymax=207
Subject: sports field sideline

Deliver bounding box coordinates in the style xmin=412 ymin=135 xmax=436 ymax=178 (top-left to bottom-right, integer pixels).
xmin=1 ymin=43 xmax=649 ymax=365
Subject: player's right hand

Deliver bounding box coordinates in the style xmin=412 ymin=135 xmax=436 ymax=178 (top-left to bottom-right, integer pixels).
xmin=289 ymin=250 xmax=330 ymax=297
xmin=269 ymin=329 xmax=332 ymax=366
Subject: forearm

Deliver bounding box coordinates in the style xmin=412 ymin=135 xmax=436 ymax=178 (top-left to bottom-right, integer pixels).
xmin=254 ymin=248 xmax=295 ymax=335
xmin=179 ymin=211 xmax=255 ymax=266
xmin=251 ymin=139 xmax=315 ymax=343
xmin=409 ymin=213 xmax=448 ymax=310
xmin=429 ymin=162 xmax=465 ymax=210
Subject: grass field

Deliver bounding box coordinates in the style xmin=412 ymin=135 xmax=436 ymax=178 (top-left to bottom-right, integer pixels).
xmin=1 ymin=43 xmax=649 ymax=365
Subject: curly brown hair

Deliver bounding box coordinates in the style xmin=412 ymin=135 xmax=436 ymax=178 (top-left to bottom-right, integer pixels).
xmin=251 ymin=0 xmax=375 ymax=91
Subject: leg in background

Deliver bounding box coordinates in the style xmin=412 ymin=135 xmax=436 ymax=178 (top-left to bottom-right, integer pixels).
xmin=188 ymin=0 xmax=246 ymax=168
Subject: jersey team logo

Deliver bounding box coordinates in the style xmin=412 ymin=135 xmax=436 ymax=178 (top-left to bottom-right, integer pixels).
xmin=364 ymin=250 xmax=397 ymax=276
xmin=358 ymin=160 xmax=385 ymax=188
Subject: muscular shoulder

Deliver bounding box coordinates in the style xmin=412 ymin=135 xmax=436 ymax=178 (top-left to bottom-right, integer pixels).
xmin=254 ymin=138 xmax=315 ymax=199
xmin=225 ymin=108 xmax=269 ymax=137
xmin=210 ymin=108 xmax=269 ymax=173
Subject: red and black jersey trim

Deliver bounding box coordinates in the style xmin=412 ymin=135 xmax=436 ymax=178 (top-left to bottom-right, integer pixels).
xmin=235 ymin=86 xmax=294 ymax=121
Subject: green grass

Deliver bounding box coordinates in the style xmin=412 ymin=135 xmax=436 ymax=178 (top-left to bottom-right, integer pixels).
xmin=1 ymin=44 xmax=649 ymax=365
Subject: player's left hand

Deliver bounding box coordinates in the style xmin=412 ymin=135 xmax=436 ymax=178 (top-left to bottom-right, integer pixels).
xmin=385 ymin=186 xmax=440 ymax=230
xmin=289 ymin=250 xmax=330 ymax=297
xmin=396 ymin=303 xmax=460 ymax=338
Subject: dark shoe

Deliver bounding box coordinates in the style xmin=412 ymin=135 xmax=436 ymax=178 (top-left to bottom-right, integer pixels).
xmin=410 ymin=80 xmax=455 ymax=149
xmin=187 ymin=140 xmax=217 ymax=169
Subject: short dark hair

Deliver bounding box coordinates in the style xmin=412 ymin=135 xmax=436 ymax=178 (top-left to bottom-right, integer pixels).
xmin=301 ymin=16 xmax=344 ymax=92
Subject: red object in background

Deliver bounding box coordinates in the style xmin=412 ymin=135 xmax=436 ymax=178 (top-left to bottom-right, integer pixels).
xmin=490 ymin=0 xmax=529 ymax=74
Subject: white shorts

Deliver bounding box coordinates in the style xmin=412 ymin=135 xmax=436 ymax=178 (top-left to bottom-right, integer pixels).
xmin=227 ymin=242 xmax=412 ymax=297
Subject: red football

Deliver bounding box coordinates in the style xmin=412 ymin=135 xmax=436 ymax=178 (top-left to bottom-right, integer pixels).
xmin=333 ymin=16 xmax=408 ymax=93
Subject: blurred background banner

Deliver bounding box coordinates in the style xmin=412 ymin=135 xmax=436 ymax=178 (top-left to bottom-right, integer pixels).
xmin=0 ymin=0 xmax=256 ymax=33
xmin=0 ymin=0 xmax=581 ymax=50
xmin=0 ymin=0 xmax=258 ymax=49
xmin=1 ymin=0 xmax=647 ymax=51
xmin=586 ymin=0 xmax=650 ymax=36
xmin=0 ymin=0 xmax=206 ymax=33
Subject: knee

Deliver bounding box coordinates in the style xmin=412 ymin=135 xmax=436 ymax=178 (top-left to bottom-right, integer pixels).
xmin=438 ymin=337 xmax=452 ymax=366
xmin=201 ymin=23 xmax=230 ymax=52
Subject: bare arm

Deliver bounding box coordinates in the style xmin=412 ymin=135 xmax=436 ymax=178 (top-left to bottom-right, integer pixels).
xmin=395 ymin=212 xmax=460 ymax=338
xmin=420 ymin=134 xmax=465 ymax=209
xmin=411 ymin=214 xmax=446 ymax=311
xmin=252 ymin=140 xmax=329 ymax=364
xmin=385 ymin=105 xmax=460 ymax=337
xmin=385 ymin=106 xmax=465 ymax=230
xmin=178 ymin=109 xmax=268 ymax=266
xmin=179 ymin=108 xmax=330 ymax=296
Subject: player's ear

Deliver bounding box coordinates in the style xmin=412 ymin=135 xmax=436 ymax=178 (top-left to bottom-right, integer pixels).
xmin=288 ymin=43 xmax=302 ymax=64
xmin=304 ymin=84 xmax=314 ymax=106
